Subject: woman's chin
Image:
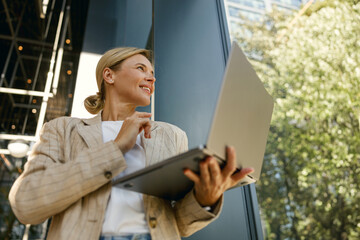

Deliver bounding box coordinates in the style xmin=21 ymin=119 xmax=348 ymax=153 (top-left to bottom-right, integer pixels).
xmin=138 ymin=100 xmax=151 ymax=107
xmin=131 ymin=96 xmax=151 ymax=107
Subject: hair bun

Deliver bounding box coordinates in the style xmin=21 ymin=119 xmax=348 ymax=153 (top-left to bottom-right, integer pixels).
xmin=84 ymin=93 xmax=104 ymax=114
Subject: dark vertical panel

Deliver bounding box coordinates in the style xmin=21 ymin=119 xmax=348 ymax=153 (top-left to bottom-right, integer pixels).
xmin=244 ymin=184 xmax=265 ymax=239
xmin=154 ymin=0 xmax=225 ymax=148
xmin=120 ymin=0 xmax=152 ymax=48
xmin=82 ymin=0 xmax=119 ymax=54
xmin=82 ymin=0 xmax=152 ymax=53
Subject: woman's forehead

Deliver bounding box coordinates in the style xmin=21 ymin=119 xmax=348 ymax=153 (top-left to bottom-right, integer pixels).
xmin=123 ymin=54 xmax=152 ymax=67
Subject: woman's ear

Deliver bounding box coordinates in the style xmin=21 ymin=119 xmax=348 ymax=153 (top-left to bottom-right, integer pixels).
xmin=103 ymin=67 xmax=114 ymax=84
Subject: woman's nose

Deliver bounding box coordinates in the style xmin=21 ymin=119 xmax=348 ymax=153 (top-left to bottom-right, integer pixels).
xmin=147 ymin=75 xmax=156 ymax=83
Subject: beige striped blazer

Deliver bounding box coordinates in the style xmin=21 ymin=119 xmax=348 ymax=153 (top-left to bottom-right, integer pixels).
xmin=9 ymin=114 xmax=223 ymax=240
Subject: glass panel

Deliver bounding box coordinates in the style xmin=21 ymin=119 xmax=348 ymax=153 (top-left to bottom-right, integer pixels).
xmin=229 ymin=6 xmax=263 ymax=21
xmin=228 ymin=0 xmax=266 ymax=9
xmin=225 ymin=0 xmax=360 ymax=239
xmin=272 ymin=0 xmax=302 ymax=8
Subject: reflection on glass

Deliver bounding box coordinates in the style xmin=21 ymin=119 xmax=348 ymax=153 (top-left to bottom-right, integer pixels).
xmin=228 ymin=6 xmax=263 ymax=21
xmin=225 ymin=0 xmax=360 ymax=239
xmin=272 ymin=0 xmax=302 ymax=7
xmin=228 ymin=0 xmax=266 ymax=9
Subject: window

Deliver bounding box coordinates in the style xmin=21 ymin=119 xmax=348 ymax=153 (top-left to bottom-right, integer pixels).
xmin=228 ymin=6 xmax=263 ymax=21
xmin=272 ymin=0 xmax=302 ymax=8
xmin=228 ymin=0 xmax=266 ymax=9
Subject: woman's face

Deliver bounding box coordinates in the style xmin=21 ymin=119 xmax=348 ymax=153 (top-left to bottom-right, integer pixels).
xmin=108 ymin=54 xmax=155 ymax=107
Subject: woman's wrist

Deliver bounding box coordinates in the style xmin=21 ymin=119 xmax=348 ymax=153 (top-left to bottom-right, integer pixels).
xmin=115 ymin=140 xmax=126 ymax=154
xmin=193 ymin=189 xmax=221 ymax=210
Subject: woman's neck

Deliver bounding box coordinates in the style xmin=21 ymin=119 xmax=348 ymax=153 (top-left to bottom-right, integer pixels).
xmin=101 ymin=100 xmax=136 ymax=121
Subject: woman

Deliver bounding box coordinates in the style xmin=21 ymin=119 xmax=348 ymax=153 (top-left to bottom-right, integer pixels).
xmin=9 ymin=47 xmax=253 ymax=240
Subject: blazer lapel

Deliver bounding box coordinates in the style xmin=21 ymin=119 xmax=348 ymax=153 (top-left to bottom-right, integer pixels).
xmin=142 ymin=122 xmax=176 ymax=166
xmin=142 ymin=122 xmax=160 ymax=166
xmin=77 ymin=114 xmax=103 ymax=148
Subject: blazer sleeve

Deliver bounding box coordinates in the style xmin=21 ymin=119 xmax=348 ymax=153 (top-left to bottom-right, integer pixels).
xmin=172 ymin=129 xmax=224 ymax=237
xmin=8 ymin=120 xmax=127 ymax=225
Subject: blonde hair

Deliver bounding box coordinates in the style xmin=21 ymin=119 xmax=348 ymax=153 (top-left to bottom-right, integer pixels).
xmin=84 ymin=47 xmax=151 ymax=114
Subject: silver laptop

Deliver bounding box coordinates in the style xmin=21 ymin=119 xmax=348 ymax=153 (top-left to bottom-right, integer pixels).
xmin=113 ymin=42 xmax=274 ymax=200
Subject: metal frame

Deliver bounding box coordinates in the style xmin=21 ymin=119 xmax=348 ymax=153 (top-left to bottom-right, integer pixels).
xmin=22 ymin=0 xmax=57 ymax=135
xmin=35 ymin=0 xmax=68 ymax=139
xmin=0 ymin=87 xmax=54 ymax=97
xmin=0 ymin=0 xmax=70 ymax=151
xmin=0 ymin=0 xmax=28 ymax=88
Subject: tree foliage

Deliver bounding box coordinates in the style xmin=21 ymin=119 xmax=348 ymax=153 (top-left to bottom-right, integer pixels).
xmin=234 ymin=1 xmax=360 ymax=239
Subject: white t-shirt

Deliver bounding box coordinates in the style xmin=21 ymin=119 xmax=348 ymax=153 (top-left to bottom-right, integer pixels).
xmin=101 ymin=121 xmax=149 ymax=235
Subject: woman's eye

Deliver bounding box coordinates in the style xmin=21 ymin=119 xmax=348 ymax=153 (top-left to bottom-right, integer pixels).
xmin=137 ymin=66 xmax=144 ymax=71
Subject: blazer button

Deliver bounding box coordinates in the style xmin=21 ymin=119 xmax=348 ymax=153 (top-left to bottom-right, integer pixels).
xmin=149 ymin=217 xmax=157 ymax=228
xmin=104 ymin=171 xmax=112 ymax=179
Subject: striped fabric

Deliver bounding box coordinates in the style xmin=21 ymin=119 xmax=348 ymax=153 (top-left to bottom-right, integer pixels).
xmin=9 ymin=114 xmax=223 ymax=240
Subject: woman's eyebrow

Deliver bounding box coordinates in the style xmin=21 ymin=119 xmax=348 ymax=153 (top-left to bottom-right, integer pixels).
xmin=136 ymin=63 xmax=154 ymax=75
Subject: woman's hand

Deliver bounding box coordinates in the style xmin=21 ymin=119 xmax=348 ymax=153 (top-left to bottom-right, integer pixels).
xmin=114 ymin=111 xmax=152 ymax=154
xmin=184 ymin=146 xmax=254 ymax=207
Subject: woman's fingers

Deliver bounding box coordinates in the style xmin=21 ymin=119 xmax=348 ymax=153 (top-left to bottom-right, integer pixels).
xmin=183 ymin=168 xmax=200 ymax=184
xmin=133 ymin=111 xmax=152 ymax=118
xmin=222 ymin=147 xmax=254 ymax=187
xmin=231 ymin=167 xmax=254 ymax=185
xmin=222 ymin=146 xmax=237 ymax=179
xmin=200 ymin=157 xmax=211 ymax=184
xmin=133 ymin=112 xmax=152 ymax=138
xmin=115 ymin=112 xmax=152 ymax=153
xmin=208 ymin=158 xmax=221 ymax=184
xmin=184 ymin=146 xmax=255 ymax=207
xmin=135 ymin=117 xmax=151 ymax=138
xmin=143 ymin=124 xmax=151 ymax=138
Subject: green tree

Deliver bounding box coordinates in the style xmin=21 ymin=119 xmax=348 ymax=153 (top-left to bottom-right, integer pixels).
xmin=234 ymin=1 xmax=360 ymax=239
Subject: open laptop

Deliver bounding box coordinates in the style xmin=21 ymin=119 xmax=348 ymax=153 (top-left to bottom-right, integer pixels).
xmin=113 ymin=42 xmax=274 ymax=200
